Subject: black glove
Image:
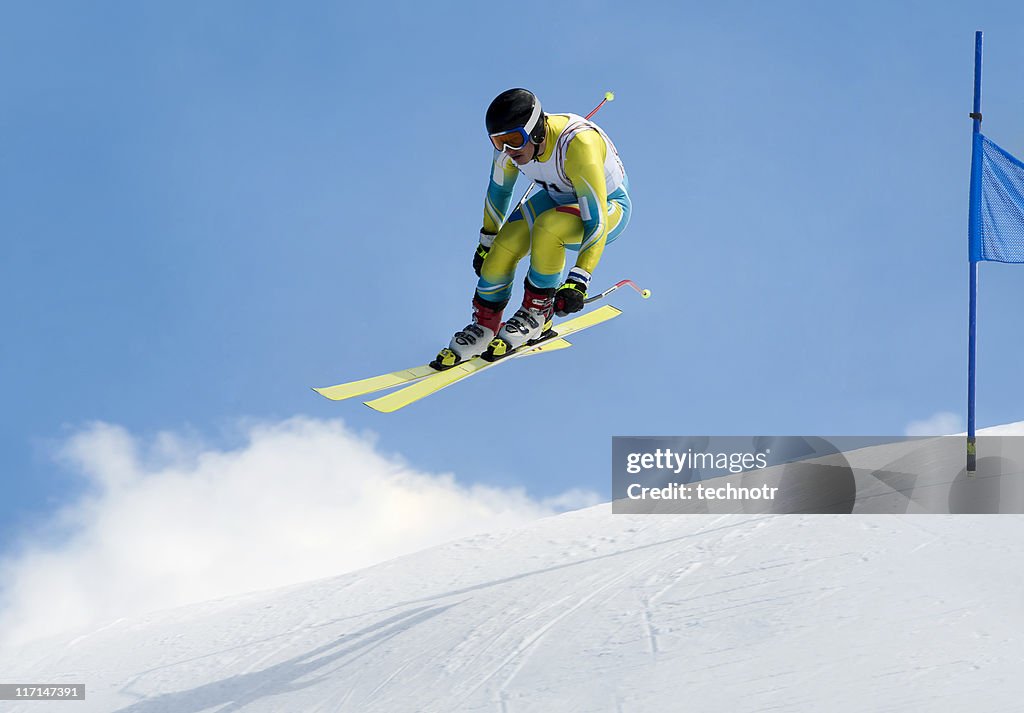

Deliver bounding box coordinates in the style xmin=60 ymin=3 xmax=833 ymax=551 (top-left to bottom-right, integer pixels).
xmin=555 ymin=282 xmax=586 ymax=316
xmin=473 ymin=230 xmax=496 ymax=277
xmin=555 ymin=267 xmax=592 ymax=316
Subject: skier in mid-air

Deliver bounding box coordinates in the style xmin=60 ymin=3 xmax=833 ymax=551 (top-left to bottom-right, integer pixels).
xmin=432 ymin=87 xmax=632 ymax=370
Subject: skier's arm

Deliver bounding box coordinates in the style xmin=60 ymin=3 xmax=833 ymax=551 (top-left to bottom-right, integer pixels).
xmin=482 ymin=151 xmax=520 ymax=234
xmin=564 ymin=130 xmax=610 ymax=276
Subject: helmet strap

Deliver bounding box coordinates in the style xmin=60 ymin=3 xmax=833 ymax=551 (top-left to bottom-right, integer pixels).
xmin=529 ymin=116 xmax=546 ymax=161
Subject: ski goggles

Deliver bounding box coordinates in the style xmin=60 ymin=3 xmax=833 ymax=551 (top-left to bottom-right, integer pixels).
xmin=489 ymin=127 xmax=531 ymax=152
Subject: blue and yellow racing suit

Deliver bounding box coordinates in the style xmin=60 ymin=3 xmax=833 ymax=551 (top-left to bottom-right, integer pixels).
xmin=476 ymin=113 xmax=631 ymax=304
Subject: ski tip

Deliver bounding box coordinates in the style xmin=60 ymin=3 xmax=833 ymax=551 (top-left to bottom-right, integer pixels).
xmin=364 ymin=399 xmax=401 ymax=414
xmin=313 ymin=386 xmax=350 ymax=402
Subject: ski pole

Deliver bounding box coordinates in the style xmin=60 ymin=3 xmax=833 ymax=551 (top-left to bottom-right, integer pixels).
xmin=583 ymin=279 xmax=651 ymax=304
xmin=584 ymin=91 xmax=615 ymax=120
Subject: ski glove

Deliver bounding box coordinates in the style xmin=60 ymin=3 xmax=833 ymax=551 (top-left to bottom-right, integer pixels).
xmin=473 ymin=230 xmax=496 ymax=277
xmin=555 ymin=267 xmax=591 ymax=317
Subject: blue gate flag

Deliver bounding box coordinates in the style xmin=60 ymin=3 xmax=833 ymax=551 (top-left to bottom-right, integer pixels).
xmin=970 ymin=134 xmax=1024 ymax=263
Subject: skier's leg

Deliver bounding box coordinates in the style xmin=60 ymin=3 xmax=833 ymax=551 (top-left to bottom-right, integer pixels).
xmin=489 ymin=192 xmax=633 ymax=345
xmin=528 ymin=191 xmax=631 ymax=289
xmin=526 ymin=206 xmax=584 ymax=290
xmin=476 ymin=213 xmax=531 ymax=305
xmin=434 ymin=202 xmax=536 ymax=368
xmin=484 ymin=194 xmax=571 ymax=357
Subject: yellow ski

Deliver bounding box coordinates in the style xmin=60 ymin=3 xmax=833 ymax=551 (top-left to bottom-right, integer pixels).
xmin=364 ymin=305 xmax=622 ymax=413
xmin=314 ymin=336 xmax=571 ymax=402
xmin=314 ymin=365 xmax=441 ymax=402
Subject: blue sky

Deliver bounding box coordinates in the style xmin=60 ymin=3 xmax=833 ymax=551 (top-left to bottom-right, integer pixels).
xmin=3 ymin=1 xmax=1024 ymax=555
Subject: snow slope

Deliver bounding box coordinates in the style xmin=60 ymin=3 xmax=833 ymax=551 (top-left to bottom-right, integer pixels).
xmin=2 ymin=509 xmax=1021 ymax=712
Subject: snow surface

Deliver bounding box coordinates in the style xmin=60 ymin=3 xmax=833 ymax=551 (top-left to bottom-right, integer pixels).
xmin=2 ymin=508 xmax=1022 ymax=712
xmin=4 ymin=424 xmax=1024 ymax=712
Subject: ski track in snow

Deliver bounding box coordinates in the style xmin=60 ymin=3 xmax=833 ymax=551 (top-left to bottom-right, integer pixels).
xmin=0 ymin=510 xmax=1022 ymax=712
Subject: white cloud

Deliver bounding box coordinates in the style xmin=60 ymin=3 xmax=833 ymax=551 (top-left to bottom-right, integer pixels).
xmin=905 ymin=411 xmax=964 ymax=436
xmin=0 ymin=417 xmax=598 ymax=648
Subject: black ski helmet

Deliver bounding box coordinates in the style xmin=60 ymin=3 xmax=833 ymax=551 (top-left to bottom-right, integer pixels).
xmin=486 ymin=88 xmax=546 ymax=145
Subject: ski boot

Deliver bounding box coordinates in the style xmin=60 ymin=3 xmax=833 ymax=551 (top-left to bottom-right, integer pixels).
xmin=483 ymin=281 xmax=554 ymax=362
xmin=431 ymin=295 xmax=507 ymax=370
